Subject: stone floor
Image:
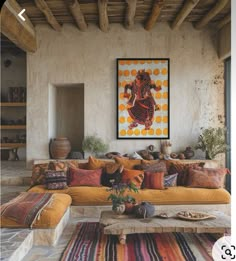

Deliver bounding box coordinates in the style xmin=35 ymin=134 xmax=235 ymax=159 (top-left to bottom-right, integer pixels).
xmin=0 ymin=160 xmax=97 ymax=261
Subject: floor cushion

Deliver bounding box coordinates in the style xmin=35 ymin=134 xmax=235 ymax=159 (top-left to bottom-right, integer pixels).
xmin=1 ymin=193 xmax=71 ymax=228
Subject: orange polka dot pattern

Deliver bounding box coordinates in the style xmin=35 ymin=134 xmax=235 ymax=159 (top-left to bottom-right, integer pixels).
xmin=118 ymin=59 xmax=169 ymax=138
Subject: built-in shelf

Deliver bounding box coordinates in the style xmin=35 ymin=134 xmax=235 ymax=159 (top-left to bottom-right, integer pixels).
xmin=0 ymin=125 xmax=26 ymax=130
xmin=0 ymin=143 xmax=26 ymax=148
xmin=0 ymin=102 xmax=26 ymax=107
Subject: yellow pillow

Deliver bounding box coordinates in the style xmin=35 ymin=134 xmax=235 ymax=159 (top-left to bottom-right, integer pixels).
xmin=114 ymin=157 xmax=142 ymax=169
xmin=87 ymin=156 xmax=107 ymax=170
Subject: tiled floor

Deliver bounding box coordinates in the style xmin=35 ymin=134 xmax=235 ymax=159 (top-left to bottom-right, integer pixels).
xmin=1 ymin=161 xmax=94 ymax=261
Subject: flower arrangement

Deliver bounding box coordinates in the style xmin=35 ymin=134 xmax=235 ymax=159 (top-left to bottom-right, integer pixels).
xmin=195 ymin=127 xmax=228 ymax=159
xmin=107 ymin=180 xmax=139 ymax=214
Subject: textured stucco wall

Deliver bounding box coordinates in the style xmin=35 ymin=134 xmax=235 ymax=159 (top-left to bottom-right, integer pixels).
xmin=27 ymin=23 xmax=225 ymax=164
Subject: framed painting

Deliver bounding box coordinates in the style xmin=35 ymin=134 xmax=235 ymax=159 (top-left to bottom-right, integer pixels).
xmin=117 ymin=58 xmax=170 ymax=139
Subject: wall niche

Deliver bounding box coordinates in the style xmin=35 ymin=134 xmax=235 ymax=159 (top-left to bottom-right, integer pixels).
xmin=49 ymin=83 xmax=84 ymax=156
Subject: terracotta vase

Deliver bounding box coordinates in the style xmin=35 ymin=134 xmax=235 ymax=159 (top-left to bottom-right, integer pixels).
xmin=50 ymin=137 xmax=71 ymax=159
xmin=124 ymin=202 xmax=136 ymax=214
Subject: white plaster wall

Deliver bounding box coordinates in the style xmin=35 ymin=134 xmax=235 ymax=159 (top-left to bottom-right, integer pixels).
xmin=27 ymin=23 xmax=224 ymax=164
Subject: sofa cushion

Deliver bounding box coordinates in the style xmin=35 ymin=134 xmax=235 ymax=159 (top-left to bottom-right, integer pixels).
xmin=134 ymin=160 xmax=167 ymax=175
xmin=101 ymin=164 xmax=123 ymax=187
xmin=69 ymin=168 xmax=102 ymax=187
xmin=144 ymin=172 xmax=165 ymax=189
xmin=164 ymin=173 xmax=178 ymax=187
xmin=121 ymin=168 xmax=144 ymax=188
xmin=45 ymin=170 xmax=68 ymax=190
xmin=1 ymin=193 xmax=71 ymax=228
xmin=28 ymin=185 xmax=230 ymax=206
xmin=31 ymin=163 xmax=49 ymax=186
xmin=187 ymin=168 xmax=229 ymax=189
xmin=167 ymin=161 xmax=205 ymax=186
xmin=114 ymin=157 xmax=142 ymax=169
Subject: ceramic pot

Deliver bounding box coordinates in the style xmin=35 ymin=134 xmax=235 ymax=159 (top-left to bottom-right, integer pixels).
xmin=124 ymin=202 xmax=136 ymax=214
xmin=184 ymin=147 xmax=194 ymax=159
xmin=50 ymin=137 xmax=71 ymax=159
xmin=112 ymin=203 xmax=125 ymax=215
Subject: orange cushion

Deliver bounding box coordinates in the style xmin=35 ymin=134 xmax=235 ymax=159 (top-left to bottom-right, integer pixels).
xmin=1 ymin=193 xmax=71 ymax=228
xmin=114 ymin=157 xmax=142 ymax=169
xmin=144 ymin=172 xmax=165 ymax=189
xmin=87 ymin=156 xmax=107 ymax=170
xmin=121 ymin=168 xmax=144 ymax=188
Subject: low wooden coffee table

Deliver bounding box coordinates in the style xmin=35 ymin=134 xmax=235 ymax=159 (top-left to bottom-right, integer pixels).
xmin=100 ymin=210 xmax=231 ymax=244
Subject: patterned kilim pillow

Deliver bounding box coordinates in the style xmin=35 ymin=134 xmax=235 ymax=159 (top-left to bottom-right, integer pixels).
xmin=45 ymin=170 xmax=68 ymax=190
xmin=31 ymin=163 xmax=49 ymax=186
xmin=164 ymin=173 xmax=178 ymax=187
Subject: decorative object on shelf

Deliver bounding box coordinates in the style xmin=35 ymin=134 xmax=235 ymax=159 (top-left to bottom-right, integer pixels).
xmin=82 ymin=135 xmax=108 ymax=157
xmin=105 ymin=151 xmax=122 ymax=159
xmin=69 ymin=151 xmax=84 ymax=159
xmin=195 ymin=127 xmax=228 ymax=159
xmin=170 ymin=152 xmax=178 ymax=159
xmin=137 ymin=149 xmax=154 ymax=160
xmin=107 ymin=180 xmax=139 ymax=215
xmin=8 ymin=87 xmax=26 ymax=102
xmin=134 ymin=202 xmax=155 ymax=218
xmin=50 ymin=137 xmax=71 ymax=159
xmin=178 ymin=153 xmax=185 ymax=160
xmin=117 ymin=58 xmax=169 ymax=139
xmin=161 ymin=140 xmax=172 ymax=155
xmin=183 ymin=146 xmax=195 ymax=159
xmin=148 ymin=144 xmax=154 ymax=151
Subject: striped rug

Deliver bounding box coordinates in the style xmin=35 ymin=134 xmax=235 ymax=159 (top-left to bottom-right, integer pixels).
xmin=61 ymin=222 xmax=216 ymax=261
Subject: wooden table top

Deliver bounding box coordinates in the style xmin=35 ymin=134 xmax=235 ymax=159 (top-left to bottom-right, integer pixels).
xmin=100 ymin=210 xmax=231 ymax=235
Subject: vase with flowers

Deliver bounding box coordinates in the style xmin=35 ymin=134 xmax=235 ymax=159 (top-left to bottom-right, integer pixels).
xmin=107 ymin=180 xmax=139 ymax=215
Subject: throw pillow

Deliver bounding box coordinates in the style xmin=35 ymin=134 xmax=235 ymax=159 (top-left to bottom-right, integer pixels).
xmin=49 ymin=160 xmax=79 ymax=172
xmin=31 ymin=163 xmax=49 ymax=186
xmin=187 ymin=168 xmax=229 ymax=189
xmin=87 ymin=156 xmax=107 ymax=170
xmin=69 ymin=168 xmax=102 ymax=187
xmin=144 ymin=172 xmax=165 ymax=189
xmin=45 ymin=170 xmax=68 ymax=190
xmin=134 ymin=160 xmax=167 ymax=175
xmin=114 ymin=157 xmax=142 ymax=169
xmin=164 ymin=173 xmax=178 ymax=187
xmin=78 ymin=162 xmax=89 ymax=169
xmin=121 ymin=168 xmax=144 ymax=189
xmin=167 ymin=161 xmax=205 ymax=186
xmin=101 ymin=169 xmax=122 ymax=187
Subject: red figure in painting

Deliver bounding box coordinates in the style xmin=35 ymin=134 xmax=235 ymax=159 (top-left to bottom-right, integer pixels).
xmin=124 ymin=70 xmax=161 ymax=130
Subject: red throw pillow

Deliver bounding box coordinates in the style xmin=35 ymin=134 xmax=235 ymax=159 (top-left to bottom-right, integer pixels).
xmin=121 ymin=168 xmax=144 ymax=188
xmin=69 ymin=168 xmax=102 ymax=187
xmin=144 ymin=172 xmax=165 ymax=189
xmin=187 ymin=168 xmax=229 ymax=189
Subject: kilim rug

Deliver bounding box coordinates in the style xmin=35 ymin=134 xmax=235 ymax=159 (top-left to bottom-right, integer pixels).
xmin=60 ymin=222 xmax=217 ymax=261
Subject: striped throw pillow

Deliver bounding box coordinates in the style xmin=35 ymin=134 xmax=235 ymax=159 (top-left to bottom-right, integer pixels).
xmin=144 ymin=172 xmax=165 ymax=189
xmin=45 ymin=170 xmax=67 ymax=190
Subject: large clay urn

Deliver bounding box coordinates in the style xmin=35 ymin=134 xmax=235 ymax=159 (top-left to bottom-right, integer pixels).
xmin=50 ymin=137 xmax=71 ymax=159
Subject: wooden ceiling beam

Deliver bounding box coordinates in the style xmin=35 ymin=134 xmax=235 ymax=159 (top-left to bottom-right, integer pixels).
xmin=67 ymin=0 xmax=87 ymax=31
xmin=0 ymin=0 xmax=37 ymax=52
xmin=194 ymin=0 xmax=229 ymax=30
xmin=125 ymin=0 xmax=137 ymax=29
xmin=217 ymin=13 xmax=231 ymax=30
xmin=171 ymin=0 xmax=200 ymax=30
xmin=34 ymin=0 xmax=61 ymax=31
xmin=145 ymin=0 xmax=165 ymax=31
xmin=98 ymin=0 xmax=109 ymax=32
